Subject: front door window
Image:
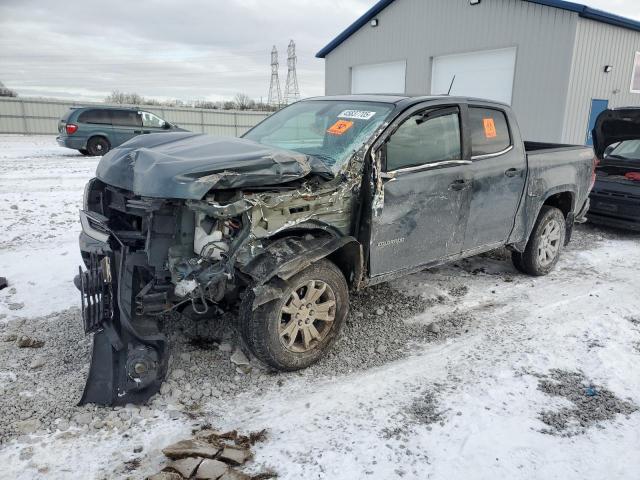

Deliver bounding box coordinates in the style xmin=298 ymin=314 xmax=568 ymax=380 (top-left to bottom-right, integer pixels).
xmin=386 ymin=109 xmax=461 ymax=171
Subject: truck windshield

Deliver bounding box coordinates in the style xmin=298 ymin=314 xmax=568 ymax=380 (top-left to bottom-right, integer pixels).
xmin=609 ymin=140 xmax=640 ymax=160
xmin=243 ymin=101 xmax=394 ymax=172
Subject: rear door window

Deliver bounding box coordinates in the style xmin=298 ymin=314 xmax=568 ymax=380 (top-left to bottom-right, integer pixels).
xmin=78 ymin=109 xmax=112 ymax=125
xmin=469 ymin=107 xmax=511 ymax=157
xmin=111 ymin=110 xmax=142 ymax=127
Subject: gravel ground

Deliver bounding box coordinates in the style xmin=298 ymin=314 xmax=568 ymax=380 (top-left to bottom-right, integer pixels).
xmin=0 ymin=281 xmax=472 ymax=444
xmin=536 ymin=369 xmax=638 ymax=436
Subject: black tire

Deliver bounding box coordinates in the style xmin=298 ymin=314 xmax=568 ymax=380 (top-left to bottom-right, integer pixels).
xmin=511 ymin=206 xmax=566 ymax=276
xmin=86 ymin=136 xmax=110 ymax=156
xmin=240 ymin=259 xmax=348 ymax=371
xmin=79 ymin=149 xmax=91 ymax=156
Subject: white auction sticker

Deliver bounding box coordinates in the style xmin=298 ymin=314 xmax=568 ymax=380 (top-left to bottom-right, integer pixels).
xmin=337 ymin=110 xmax=377 ymax=120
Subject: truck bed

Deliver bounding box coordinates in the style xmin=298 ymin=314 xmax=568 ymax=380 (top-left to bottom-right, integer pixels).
xmin=524 ymin=141 xmax=589 ymax=153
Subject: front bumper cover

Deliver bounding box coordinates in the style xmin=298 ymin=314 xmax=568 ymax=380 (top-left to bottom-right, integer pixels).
xmin=76 ymin=211 xmax=168 ymax=406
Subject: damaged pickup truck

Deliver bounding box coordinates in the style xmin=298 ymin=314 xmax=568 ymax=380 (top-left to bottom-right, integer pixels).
xmin=76 ymin=95 xmax=596 ymax=405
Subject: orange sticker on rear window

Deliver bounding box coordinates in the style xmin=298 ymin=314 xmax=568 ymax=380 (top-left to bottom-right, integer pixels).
xmin=327 ymin=120 xmax=354 ymax=135
xmin=483 ymin=118 xmax=497 ymax=139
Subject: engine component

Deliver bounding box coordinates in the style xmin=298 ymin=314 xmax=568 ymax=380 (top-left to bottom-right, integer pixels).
xmin=175 ymin=278 xmax=199 ymax=297
xmin=194 ymin=213 xmax=229 ymax=259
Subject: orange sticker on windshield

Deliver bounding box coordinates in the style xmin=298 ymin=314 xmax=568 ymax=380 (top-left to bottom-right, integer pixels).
xmin=327 ymin=120 xmax=354 ymax=135
xmin=483 ymin=118 xmax=497 ymax=139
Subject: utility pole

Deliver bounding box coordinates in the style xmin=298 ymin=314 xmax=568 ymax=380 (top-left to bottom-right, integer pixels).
xmin=267 ymin=46 xmax=282 ymax=108
xmin=284 ymin=40 xmax=300 ymax=104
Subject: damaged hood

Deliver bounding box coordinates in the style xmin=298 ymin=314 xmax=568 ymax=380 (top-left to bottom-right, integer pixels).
xmin=593 ymin=108 xmax=640 ymax=159
xmin=95 ymin=132 xmax=333 ymax=199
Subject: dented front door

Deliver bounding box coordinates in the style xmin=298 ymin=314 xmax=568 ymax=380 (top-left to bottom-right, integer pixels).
xmin=370 ymin=105 xmax=472 ymax=276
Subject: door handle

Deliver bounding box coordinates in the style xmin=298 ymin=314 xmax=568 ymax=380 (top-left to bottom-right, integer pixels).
xmin=505 ymin=168 xmax=521 ymax=178
xmin=449 ymin=179 xmax=470 ymax=191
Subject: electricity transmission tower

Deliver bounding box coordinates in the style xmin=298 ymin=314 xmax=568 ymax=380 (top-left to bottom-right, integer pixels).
xmin=267 ymin=46 xmax=281 ymax=107
xmin=284 ymin=40 xmax=300 ymax=104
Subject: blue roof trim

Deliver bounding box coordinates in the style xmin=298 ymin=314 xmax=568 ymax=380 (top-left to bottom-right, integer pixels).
xmin=316 ymin=0 xmax=395 ymax=58
xmin=315 ymin=0 xmax=640 ymax=58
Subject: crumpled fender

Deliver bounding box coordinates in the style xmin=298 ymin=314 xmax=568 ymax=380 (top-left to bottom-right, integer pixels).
xmin=238 ymin=235 xmax=360 ymax=308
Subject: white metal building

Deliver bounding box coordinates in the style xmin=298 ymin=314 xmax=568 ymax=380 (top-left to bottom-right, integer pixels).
xmin=317 ymin=0 xmax=640 ymax=144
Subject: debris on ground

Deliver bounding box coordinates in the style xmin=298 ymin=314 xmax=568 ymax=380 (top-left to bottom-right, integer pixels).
xmin=536 ymin=369 xmax=638 ymax=436
xmin=16 ymin=335 xmax=44 ymax=348
xmin=149 ymin=428 xmax=272 ymax=479
xmin=408 ymin=389 xmax=445 ymax=426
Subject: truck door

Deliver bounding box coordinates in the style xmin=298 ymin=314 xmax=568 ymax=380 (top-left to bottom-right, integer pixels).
xmin=370 ymin=105 xmax=473 ymax=276
xmin=462 ymin=106 xmax=526 ymax=250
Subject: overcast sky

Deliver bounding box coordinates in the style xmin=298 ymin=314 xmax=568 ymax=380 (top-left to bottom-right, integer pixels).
xmin=1 ymin=0 xmax=639 ymax=103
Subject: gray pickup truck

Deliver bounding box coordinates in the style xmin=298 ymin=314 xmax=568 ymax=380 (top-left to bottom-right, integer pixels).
xmin=75 ymin=95 xmax=595 ymax=405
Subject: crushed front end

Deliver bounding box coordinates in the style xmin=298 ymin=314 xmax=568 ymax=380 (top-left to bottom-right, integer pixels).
xmin=76 ymin=146 xmax=355 ymax=405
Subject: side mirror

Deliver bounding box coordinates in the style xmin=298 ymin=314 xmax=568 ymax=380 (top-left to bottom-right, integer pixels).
xmin=162 ymin=122 xmax=172 ymax=130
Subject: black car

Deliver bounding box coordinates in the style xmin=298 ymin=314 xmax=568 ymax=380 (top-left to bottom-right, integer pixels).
xmin=590 ymin=109 xmax=640 ymax=231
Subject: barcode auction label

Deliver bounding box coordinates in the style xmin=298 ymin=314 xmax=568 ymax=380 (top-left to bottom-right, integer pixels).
xmin=338 ymin=110 xmax=377 ymax=120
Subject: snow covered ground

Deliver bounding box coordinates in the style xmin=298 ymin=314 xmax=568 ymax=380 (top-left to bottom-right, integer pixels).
xmin=1 ymin=135 xmax=639 ymax=480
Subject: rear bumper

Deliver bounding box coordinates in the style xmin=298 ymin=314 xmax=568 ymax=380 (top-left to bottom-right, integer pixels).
xmin=56 ymin=135 xmax=87 ymax=150
xmin=587 ymin=212 xmax=640 ymax=232
xmin=589 ymin=187 xmax=640 ymax=232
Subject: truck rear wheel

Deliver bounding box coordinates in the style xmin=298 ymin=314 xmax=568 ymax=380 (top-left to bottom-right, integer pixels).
xmin=240 ymin=259 xmax=348 ymax=371
xmin=511 ymin=206 xmax=566 ymax=276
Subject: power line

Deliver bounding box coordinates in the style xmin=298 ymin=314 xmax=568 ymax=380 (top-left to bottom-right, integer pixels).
xmin=267 ymin=45 xmax=282 ymax=108
xmin=283 ymin=40 xmax=300 ymax=104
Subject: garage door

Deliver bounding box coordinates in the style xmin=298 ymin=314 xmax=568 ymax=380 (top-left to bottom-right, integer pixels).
xmin=351 ymin=61 xmax=406 ymax=95
xmin=431 ymin=48 xmax=517 ymax=104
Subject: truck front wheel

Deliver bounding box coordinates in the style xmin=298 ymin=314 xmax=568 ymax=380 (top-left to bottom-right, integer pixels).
xmin=240 ymin=259 xmax=348 ymax=371
xmin=512 ymin=206 xmax=566 ymax=276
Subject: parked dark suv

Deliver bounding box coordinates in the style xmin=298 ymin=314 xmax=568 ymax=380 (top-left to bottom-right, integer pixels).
xmin=57 ymin=106 xmax=183 ymax=156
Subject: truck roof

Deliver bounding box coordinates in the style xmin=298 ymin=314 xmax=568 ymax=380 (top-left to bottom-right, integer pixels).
xmin=304 ymin=94 xmax=510 ymax=108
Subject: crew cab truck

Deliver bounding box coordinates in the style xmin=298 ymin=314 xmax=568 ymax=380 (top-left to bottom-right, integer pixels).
xmin=75 ymin=95 xmax=595 ymax=405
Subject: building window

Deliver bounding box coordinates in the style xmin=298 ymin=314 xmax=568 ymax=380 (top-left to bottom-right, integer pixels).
xmin=631 ymin=52 xmax=640 ymax=93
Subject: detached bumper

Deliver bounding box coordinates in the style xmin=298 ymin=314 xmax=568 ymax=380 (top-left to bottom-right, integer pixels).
xmin=76 ymin=209 xmax=168 ymax=406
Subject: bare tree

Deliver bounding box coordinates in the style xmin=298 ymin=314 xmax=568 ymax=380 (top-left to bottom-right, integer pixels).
xmin=233 ymin=93 xmax=255 ymax=111
xmin=104 ymin=90 xmax=162 ymax=106
xmin=0 ymin=81 xmax=17 ymax=98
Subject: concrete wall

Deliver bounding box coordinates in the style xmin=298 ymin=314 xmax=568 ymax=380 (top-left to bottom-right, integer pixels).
xmin=324 ymin=0 xmax=579 ymax=142
xmin=562 ymin=17 xmax=640 ymax=144
xmin=0 ymin=97 xmax=270 ymax=136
